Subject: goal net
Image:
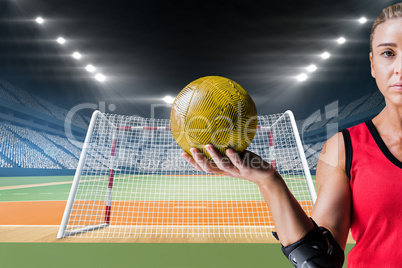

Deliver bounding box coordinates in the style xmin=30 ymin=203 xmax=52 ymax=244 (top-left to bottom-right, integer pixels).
xmin=57 ymin=110 xmax=316 ymax=241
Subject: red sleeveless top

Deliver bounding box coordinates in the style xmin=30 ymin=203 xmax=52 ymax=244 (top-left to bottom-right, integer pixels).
xmin=343 ymin=121 xmax=402 ymax=267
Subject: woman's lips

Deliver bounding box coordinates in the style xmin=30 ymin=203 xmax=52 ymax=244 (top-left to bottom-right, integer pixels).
xmin=391 ymin=82 xmax=402 ymax=91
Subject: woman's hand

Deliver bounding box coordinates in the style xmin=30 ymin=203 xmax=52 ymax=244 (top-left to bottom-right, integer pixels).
xmin=182 ymin=144 xmax=279 ymax=187
xmin=183 ymin=144 xmax=317 ymax=247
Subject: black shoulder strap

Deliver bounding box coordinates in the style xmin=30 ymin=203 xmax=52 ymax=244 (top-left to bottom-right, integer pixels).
xmin=341 ymin=129 xmax=352 ymax=180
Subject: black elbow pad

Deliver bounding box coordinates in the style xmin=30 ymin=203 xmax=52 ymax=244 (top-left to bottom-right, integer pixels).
xmin=281 ymin=220 xmax=344 ymax=268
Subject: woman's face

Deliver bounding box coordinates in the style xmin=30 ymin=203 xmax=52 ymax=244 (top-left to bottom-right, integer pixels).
xmin=370 ymin=18 xmax=402 ymax=107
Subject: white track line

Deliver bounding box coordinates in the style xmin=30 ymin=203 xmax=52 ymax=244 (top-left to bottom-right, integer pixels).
xmin=0 ymin=225 xmax=59 ymax=227
xmin=0 ymin=200 xmax=66 ymax=203
xmin=0 ymin=181 xmax=73 ymax=191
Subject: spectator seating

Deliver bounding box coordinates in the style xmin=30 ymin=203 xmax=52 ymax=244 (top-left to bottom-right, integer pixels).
xmin=5 ymin=124 xmax=79 ymax=169
xmin=0 ymin=79 xmax=52 ymax=116
xmin=34 ymin=96 xmax=88 ymax=129
xmin=350 ymin=90 xmax=384 ymax=116
xmin=0 ymin=124 xmax=61 ymax=169
xmin=0 ymin=78 xmax=387 ymax=173
xmin=0 ymin=83 xmax=21 ymax=105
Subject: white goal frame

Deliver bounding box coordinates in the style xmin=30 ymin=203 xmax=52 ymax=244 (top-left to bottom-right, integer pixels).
xmin=57 ymin=110 xmax=316 ymax=240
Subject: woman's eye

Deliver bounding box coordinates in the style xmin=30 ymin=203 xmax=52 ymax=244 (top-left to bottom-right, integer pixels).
xmin=381 ymin=50 xmax=395 ymax=57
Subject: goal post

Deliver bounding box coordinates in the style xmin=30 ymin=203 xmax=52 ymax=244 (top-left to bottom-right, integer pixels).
xmin=284 ymin=110 xmax=317 ymax=203
xmin=57 ymin=110 xmax=108 ymax=238
xmin=57 ymin=110 xmax=316 ymax=240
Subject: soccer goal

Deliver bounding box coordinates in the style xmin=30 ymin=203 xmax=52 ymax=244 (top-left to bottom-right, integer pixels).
xmin=57 ymin=110 xmax=316 ymax=241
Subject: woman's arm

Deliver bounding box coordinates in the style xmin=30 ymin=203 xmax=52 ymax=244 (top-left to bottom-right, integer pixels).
xmin=312 ymin=132 xmax=351 ymax=249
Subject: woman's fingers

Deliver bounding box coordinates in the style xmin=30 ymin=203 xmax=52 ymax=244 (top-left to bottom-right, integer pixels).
xmin=226 ymin=148 xmax=244 ymax=170
xmin=205 ymin=145 xmax=239 ymax=174
xmin=182 ymin=152 xmax=203 ymax=172
xmin=205 ymin=144 xmax=225 ymax=169
xmin=190 ymin=148 xmax=222 ymax=174
xmin=183 ymin=146 xmax=246 ymax=177
xmin=183 ymin=147 xmax=272 ymax=184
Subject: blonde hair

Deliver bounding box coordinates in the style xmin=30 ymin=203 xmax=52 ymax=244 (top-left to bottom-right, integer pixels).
xmin=370 ymin=2 xmax=402 ymax=53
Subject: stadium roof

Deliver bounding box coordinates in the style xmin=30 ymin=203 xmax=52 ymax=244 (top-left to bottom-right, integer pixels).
xmin=0 ymin=0 xmax=396 ymax=119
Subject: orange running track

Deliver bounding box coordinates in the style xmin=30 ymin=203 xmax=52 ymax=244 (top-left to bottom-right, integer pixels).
xmin=0 ymin=200 xmax=313 ymax=226
xmin=0 ymin=201 xmax=66 ymax=225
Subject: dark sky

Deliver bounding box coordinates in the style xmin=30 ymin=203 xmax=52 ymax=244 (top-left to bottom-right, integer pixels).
xmin=0 ymin=0 xmax=397 ymax=119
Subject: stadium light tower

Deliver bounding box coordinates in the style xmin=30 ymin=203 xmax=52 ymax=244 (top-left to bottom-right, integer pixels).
xmin=86 ymin=64 xmax=96 ymax=73
xmin=321 ymin=52 xmax=330 ymax=59
xmin=72 ymin=52 xmax=82 ymax=60
xmin=296 ymin=73 xmax=308 ymax=82
xmin=57 ymin=37 xmax=66 ymax=44
xmin=95 ymin=73 xmax=106 ymax=82
xmin=359 ymin=17 xmax=367 ymax=24
xmin=307 ymin=64 xmax=317 ymax=73
xmin=163 ymin=96 xmax=175 ymax=104
xmin=337 ymin=37 xmax=346 ymax=44
xmin=35 ymin=17 xmax=44 ymax=24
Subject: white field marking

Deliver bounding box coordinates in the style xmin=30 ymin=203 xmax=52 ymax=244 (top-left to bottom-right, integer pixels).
xmin=120 ymin=233 xmax=273 ymax=237
xmin=0 ymin=181 xmax=73 ymax=190
xmin=90 ymin=225 xmax=276 ymax=229
xmin=0 ymin=200 xmax=66 ymax=203
xmin=12 ymin=193 xmax=28 ymax=195
xmin=0 ymin=225 xmax=59 ymax=227
xmin=174 ymin=206 xmax=207 ymax=209
xmin=39 ymin=193 xmax=54 ymax=195
xmin=113 ymin=192 xmax=142 ymax=194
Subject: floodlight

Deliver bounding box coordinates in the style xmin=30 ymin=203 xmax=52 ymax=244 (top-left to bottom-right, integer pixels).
xmin=95 ymin=73 xmax=106 ymax=82
xmin=35 ymin=17 xmax=44 ymax=24
xmin=57 ymin=37 xmax=66 ymax=44
xmin=163 ymin=96 xmax=175 ymax=104
xmin=359 ymin=17 xmax=367 ymax=24
xmin=307 ymin=65 xmax=317 ymax=73
xmin=72 ymin=52 xmax=82 ymax=59
xmin=321 ymin=52 xmax=330 ymax=59
xmin=86 ymin=64 xmax=96 ymax=73
xmin=296 ymin=73 xmax=308 ymax=82
xmin=337 ymin=37 xmax=346 ymax=44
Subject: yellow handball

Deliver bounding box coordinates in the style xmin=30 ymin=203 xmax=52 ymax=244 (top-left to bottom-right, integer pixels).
xmin=170 ymin=76 xmax=257 ymax=160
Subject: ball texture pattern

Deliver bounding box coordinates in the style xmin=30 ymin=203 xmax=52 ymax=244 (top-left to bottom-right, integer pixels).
xmin=170 ymin=76 xmax=257 ymax=160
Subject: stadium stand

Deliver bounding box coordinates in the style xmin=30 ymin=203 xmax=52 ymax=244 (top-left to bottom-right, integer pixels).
xmin=306 ymin=151 xmax=320 ymax=170
xmin=0 ymin=79 xmax=52 ymax=116
xmin=5 ymin=123 xmax=79 ymax=169
xmin=0 ymin=78 xmax=89 ymax=171
xmin=349 ymin=90 xmax=384 ymax=116
xmin=0 ymin=77 xmax=386 ymax=174
xmin=0 ymin=83 xmax=21 ymax=105
xmin=35 ymin=96 xmax=68 ymax=121
xmin=304 ymin=105 xmax=345 ymax=132
xmin=326 ymin=94 xmax=371 ymax=125
xmin=0 ymin=157 xmax=13 ymax=168
xmin=301 ymin=141 xmax=322 ymax=170
xmin=0 ymin=124 xmax=61 ymax=169
xmin=296 ymin=119 xmax=304 ymax=132
xmin=83 ymin=115 xmax=91 ymax=124
xmin=34 ymin=96 xmax=88 ymax=129
xmin=43 ymin=133 xmax=82 ymax=159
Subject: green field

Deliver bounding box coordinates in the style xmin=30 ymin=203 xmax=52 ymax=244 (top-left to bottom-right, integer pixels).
xmin=0 ymin=175 xmax=74 ymax=187
xmin=0 ymin=175 xmax=315 ymax=202
xmin=0 ymin=184 xmax=71 ymax=201
xmin=0 ymin=242 xmax=355 ymax=268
